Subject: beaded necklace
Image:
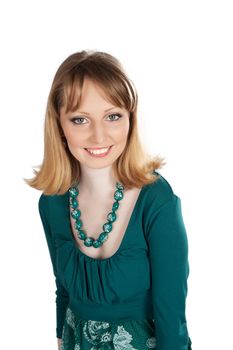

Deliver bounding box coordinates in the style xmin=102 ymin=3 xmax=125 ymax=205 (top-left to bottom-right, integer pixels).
xmin=69 ymin=182 xmax=125 ymax=248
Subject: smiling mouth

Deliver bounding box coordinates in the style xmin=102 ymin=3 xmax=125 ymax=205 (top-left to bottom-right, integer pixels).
xmin=84 ymin=145 xmax=113 ymax=156
xmin=84 ymin=145 xmax=112 ymax=151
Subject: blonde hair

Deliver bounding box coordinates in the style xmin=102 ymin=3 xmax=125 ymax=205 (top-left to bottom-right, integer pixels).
xmin=24 ymin=50 xmax=166 ymax=195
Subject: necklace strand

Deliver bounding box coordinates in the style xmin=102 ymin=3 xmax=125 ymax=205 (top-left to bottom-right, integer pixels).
xmin=69 ymin=181 xmax=125 ymax=248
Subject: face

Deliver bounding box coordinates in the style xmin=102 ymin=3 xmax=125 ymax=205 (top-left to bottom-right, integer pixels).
xmin=59 ymin=78 xmax=130 ymax=169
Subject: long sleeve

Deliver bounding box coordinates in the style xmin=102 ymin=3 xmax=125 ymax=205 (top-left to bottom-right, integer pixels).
xmin=38 ymin=194 xmax=69 ymax=339
xmin=147 ymin=194 xmax=192 ymax=350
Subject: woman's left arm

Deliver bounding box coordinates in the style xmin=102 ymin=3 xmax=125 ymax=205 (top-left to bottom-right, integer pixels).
xmin=147 ymin=194 xmax=192 ymax=350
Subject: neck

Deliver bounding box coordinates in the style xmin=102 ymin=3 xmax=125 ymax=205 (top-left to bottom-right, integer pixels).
xmin=77 ymin=164 xmax=117 ymax=196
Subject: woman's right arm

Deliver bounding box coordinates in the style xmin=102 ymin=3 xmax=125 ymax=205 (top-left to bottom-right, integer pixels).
xmin=38 ymin=194 xmax=69 ymax=341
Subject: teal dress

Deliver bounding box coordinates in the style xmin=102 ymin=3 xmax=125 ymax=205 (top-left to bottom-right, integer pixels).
xmin=38 ymin=172 xmax=192 ymax=349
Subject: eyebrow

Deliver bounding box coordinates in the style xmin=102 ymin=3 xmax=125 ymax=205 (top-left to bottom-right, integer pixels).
xmin=75 ymin=107 xmax=117 ymax=115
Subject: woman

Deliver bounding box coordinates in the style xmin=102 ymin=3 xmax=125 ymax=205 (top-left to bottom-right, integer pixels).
xmin=25 ymin=50 xmax=192 ymax=349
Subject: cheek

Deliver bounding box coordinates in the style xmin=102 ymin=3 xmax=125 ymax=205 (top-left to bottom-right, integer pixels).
xmin=117 ymin=123 xmax=130 ymax=142
xmin=65 ymin=129 xmax=84 ymax=147
xmin=112 ymin=119 xmax=130 ymax=138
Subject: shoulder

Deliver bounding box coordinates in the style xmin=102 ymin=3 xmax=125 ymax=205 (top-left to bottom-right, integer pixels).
xmin=38 ymin=192 xmax=54 ymax=209
xmin=143 ymin=172 xmax=182 ymax=236
xmin=38 ymin=193 xmax=47 ymax=210
xmin=38 ymin=192 xmax=68 ymax=218
xmin=144 ymin=171 xmax=175 ymax=209
xmin=38 ymin=194 xmax=50 ymax=220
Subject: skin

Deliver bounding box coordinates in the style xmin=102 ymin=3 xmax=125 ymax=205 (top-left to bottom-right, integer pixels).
xmin=59 ymin=77 xmax=130 ymax=196
xmin=57 ymin=338 xmax=62 ymax=349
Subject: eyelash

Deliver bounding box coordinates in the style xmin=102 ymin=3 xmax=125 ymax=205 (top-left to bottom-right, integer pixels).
xmin=70 ymin=113 xmax=123 ymax=125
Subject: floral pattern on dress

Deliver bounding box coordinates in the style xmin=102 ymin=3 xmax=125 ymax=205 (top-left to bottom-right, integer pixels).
xmin=113 ymin=325 xmax=137 ymax=350
xmin=83 ymin=320 xmax=111 ymax=345
xmin=146 ymin=337 xmax=156 ymax=348
xmin=66 ymin=307 xmax=76 ymax=330
xmin=61 ymin=307 xmax=157 ymax=350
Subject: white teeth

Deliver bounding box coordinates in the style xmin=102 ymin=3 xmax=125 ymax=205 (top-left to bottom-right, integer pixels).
xmin=86 ymin=147 xmax=110 ymax=155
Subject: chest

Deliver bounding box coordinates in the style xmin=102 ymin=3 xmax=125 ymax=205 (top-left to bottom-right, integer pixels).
xmin=69 ymin=187 xmax=142 ymax=260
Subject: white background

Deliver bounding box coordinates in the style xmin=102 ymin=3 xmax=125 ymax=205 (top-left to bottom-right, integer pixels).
xmin=0 ymin=0 xmax=232 ymax=349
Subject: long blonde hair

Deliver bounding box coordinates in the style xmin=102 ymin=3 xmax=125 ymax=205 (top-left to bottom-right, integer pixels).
xmin=24 ymin=50 xmax=166 ymax=195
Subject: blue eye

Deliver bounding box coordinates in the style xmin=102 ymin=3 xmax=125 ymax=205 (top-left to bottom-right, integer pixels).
xmin=107 ymin=113 xmax=122 ymax=121
xmin=71 ymin=117 xmax=87 ymax=125
xmin=70 ymin=113 xmax=122 ymax=125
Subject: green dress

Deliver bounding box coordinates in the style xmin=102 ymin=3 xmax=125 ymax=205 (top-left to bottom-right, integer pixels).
xmin=38 ymin=171 xmax=192 ymax=349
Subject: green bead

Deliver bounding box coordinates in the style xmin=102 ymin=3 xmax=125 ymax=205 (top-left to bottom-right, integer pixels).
xmin=93 ymin=240 xmax=102 ymax=248
xmin=114 ymin=189 xmax=124 ymax=201
xmin=116 ymin=182 xmax=124 ymax=190
xmin=69 ymin=187 xmax=79 ymax=197
xmin=112 ymin=201 xmax=119 ymax=211
xmin=78 ymin=231 xmax=86 ymax=240
xmin=75 ymin=220 xmax=82 ymax=230
xmin=103 ymin=222 xmax=112 ymax=233
xmin=71 ymin=209 xmax=81 ymax=220
xmin=71 ymin=198 xmax=78 ymax=209
xmin=84 ymin=237 xmax=94 ymax=247
xmin=107 ymin=211 xmax=116 ymax=223
xmin=99 ymin=232 xmax=109 ymax=243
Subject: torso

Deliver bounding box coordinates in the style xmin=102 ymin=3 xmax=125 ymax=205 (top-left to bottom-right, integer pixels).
xmin=69 ymin=187 xmax=142 ymax=260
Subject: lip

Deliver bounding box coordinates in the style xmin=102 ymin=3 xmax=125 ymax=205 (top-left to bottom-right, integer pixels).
xmin=84 ymin=145 xmax=113 ymax=158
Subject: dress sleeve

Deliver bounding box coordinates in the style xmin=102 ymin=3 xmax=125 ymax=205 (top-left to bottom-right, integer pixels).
xmin=38 ymin=194 xmax=69 ymax=339
xmin=147 ymin=194 xmax=192 ymax=350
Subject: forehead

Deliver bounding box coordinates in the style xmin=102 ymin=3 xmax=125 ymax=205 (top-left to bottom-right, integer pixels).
xmin=62 ymin=77 xmax=124 ymax=115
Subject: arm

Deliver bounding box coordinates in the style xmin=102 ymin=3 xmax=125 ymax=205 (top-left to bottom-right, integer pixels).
xmin=147 ymin=194 xmax=192 ymax=350
xmin=38 ymin=194 xmax=69 ymax=339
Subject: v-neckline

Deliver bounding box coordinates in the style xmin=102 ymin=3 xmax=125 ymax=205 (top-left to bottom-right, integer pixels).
xmin=64 ymin=184 xmax=146 ymax=262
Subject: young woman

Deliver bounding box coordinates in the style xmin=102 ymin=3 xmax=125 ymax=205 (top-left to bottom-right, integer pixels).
xmin=25 ymin=50 xmax=192 ymax=350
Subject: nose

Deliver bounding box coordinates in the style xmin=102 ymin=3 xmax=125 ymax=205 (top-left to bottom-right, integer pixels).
xmin=89 ymin=122 xmax=107 ymax=144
